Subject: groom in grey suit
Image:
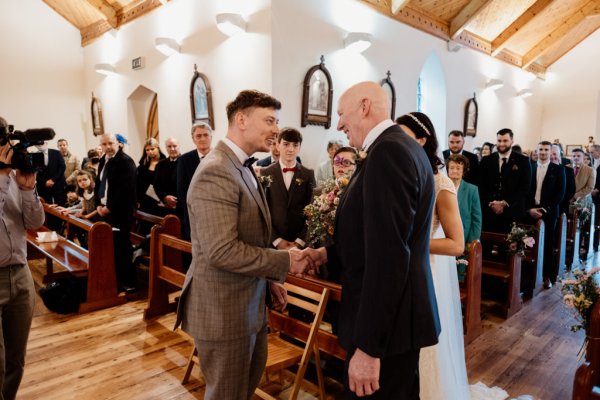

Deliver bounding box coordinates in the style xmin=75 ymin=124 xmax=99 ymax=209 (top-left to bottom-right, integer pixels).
xmin=175 ymin=90 xmax=317 ymax=400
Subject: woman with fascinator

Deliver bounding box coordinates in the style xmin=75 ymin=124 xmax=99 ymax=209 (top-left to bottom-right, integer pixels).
xmin=396 ymin=112 xmax=507 ymax=400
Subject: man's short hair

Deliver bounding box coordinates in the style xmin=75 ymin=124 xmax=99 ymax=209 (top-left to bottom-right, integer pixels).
xmin=446 ymin=153 xmax=470 ymax=173
xmin=278 ymin=127 xmax=302 ymax=144
xmin=226 ymin=90 xmax=281 ymax=125
xmin=327 ymin=139 xmax=343 ymax=150
xmin=591 ymin=144 xmax=600 ymax=152
xmin=57 ymin=138 xmax=68 ymax=144
xmin=538 ymin=140 xmax=552 ymax=147
xmin=191 ymin=121 xmax=212 ymax=136
xmin=0 ymin=116 xmax=7 ymax=129
xmin=496 ymin=128 xmax=514 ymax=139
xmin=572 ymin=148 xmax=585 ymax=155
xmin=448 ymin=130 xmax=464 ymax=138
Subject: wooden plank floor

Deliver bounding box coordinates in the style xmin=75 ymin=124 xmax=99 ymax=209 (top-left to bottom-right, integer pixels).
xmin=19 ymin=260 xmax=584 ymax=400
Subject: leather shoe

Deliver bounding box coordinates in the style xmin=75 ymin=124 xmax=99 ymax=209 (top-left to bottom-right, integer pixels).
xmin=543 ymin=278 xmax=552 ymax=289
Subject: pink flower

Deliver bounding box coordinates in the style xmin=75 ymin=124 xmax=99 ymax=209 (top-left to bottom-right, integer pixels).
xmin=523 ymin=236 xmax=535 ymax=248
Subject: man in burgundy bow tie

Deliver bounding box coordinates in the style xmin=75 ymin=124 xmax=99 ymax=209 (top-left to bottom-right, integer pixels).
xmin=261 ymin=128 xmax=316 ymax=249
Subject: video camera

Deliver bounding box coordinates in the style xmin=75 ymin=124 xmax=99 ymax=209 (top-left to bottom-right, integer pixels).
xmin=0 ymin=125 xmax=56 ymax=173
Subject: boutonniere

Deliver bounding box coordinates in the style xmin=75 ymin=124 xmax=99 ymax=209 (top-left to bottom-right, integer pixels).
xmin=512 ymin=164 xmax=519 ymax=171
xmin=295 ymin=178 xmax=304 ymax=186
xmin=356 ymin=149 xmax=368 ymax=166
xmin=258 ymin=175 xmax=272 ymax=188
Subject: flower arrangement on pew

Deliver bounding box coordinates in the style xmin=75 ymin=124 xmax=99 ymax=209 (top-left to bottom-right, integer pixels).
xmin=561 ymin=267 xmax=600 ymax=334
xmin=505 ymin=222 xmax=535 ymax=257
xmin=573 ymin=196 xmax=592 ymax=225
xmin=304 ymin=175 xmax=350 ymax=247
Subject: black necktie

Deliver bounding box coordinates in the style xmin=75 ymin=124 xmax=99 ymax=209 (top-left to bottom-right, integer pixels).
xmin=500 ymin=157 xmax=508 ymax=175
xmin=243 ymin=157 xmax=257 ymax=168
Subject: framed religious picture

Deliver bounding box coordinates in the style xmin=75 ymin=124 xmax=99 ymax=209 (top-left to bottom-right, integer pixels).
xmin=463 ymin=93 xmax=478 ymax=137
xmin=189 ymin=64 xmax=215 ymax=129
xmin=380 ymin=70 xmax=396 ymax=120
xmin=566 ymin=144 xmax=583 ymax=156
xmin=301 ymin=55 xmax=333 ymax=129
xmin=91 ymin=92 xmax=104 ymax=136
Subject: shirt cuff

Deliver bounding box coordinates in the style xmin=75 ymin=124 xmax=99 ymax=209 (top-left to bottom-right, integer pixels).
xmin=294 ymin=238 xmax=306 ymax=247
xmin=273 ymin=238 xmax=283 ymax=248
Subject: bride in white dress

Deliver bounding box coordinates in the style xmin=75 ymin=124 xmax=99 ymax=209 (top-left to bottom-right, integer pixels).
xmin=397 ymin=112 xmax=508 ymax=400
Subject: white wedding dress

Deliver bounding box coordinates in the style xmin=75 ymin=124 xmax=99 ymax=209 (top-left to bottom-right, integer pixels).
xmin=420 ymin=173 xmax=509 ymax=400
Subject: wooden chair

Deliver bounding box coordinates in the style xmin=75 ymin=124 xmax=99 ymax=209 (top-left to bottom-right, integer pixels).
xmin=573 ymin=301 xmax=600 ymax=399
xmin=255 ymin=282 xmax=330 ymax=400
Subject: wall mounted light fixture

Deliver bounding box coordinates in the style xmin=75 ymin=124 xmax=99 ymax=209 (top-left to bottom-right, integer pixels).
xmin=485 ymin=78 xmax=504 ymax=91
xmin=95 ymin=63 xmax=116 ymax=75
xmin=516 ymin=88 xmax=533 ymax=98
xmin=344 ymin=32 xmax=372 ymax=53
xmin=155 ymin=37 xmax=180 ymax=56
xmin=216 ymin=13 xmax=246 ymax=36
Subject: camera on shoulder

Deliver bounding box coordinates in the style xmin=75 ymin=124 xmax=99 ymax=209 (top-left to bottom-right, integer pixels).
xmin=0 ymin=124 xmax=55 ymax=172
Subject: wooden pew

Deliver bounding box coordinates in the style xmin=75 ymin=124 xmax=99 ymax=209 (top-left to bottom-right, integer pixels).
xmin=480 ymin=231 xmax=523 ymax=318
xmin=27 ymin=203 xmax=126 ymax=313
xmin=144 ymin=225 xmax=188 ymax=320
xmin=573 ymin=301 xmax=600 ymax=399
xmin=518 ymin=220 xmax=544 ymax=299
xmin=554 ymin=213 xmax=568 ymax=280
xmin=461 ymin=240 xmax=482 ymax=344
xmin=580 ymin=204 xmax=596 ymax=263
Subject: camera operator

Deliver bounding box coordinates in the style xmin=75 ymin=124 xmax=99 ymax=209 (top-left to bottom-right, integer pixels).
xmin=0 ymin=116 xmax=44 ymax=400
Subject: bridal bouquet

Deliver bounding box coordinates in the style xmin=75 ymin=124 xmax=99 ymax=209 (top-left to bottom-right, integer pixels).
xmin=304 ymin=175 xmax=350 ymax=247
xmin=561 ymin=267 xmax=600 ymax=333
xmin=506 ymin=222 xmax=535 ymax=257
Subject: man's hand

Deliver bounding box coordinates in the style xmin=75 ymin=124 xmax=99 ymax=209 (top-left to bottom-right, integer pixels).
xmin=269 ymin=282 xmax=287 ymax=311
xmin=15 ymin=170 xmax=36 ymax=190
xmin=0 ymin=143 xmax=13 ymax=176
xmin=276 ymin=239 xmax=300 ymax=250
xmin=489 ymin=200 xmax=506 ymax=215
xmin=348 ymin=348 xmax=380 ymax=397
xmin=45 ymin=179 xmax=55 ymax=188
xmin=528 ymin=208 xmax=543 ymax=219
xmin=97 ymin=205 xmax=110 ymax=217
xmin=163 ymin=195 xmax=177 ymax=208
xmin=289 ymin=247 xmax=313 ymax=276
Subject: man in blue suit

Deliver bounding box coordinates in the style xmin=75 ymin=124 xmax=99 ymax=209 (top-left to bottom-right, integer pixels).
xmin=176 ymin=122 xmax=213 ymax=241
xmin=526 ymin=141 xmax=565 ymax=288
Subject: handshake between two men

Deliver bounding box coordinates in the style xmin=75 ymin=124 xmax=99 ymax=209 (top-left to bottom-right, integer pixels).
xmin=288 ymin=246 xmax=327 ymax=277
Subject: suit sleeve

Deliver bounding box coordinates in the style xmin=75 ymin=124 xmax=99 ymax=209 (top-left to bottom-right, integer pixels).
xmin=353 ymin=142 xmax=417 ymax=357
xmin=575 ymin=168 xmax=596 ymax=199
xmin=50 ymin=152 xmax=66 ymax=183
xmin=542 ymin=167 xmax=565 ymax=210
xmin=191 ymin=162 xmax=289 ymax=281
xmin=153 ymin=162 xmax=168 ymax=201
xmin=469 ymin=185 xmax=482 ymax=243
xmin=505 ymin=157 xmax=531 ymax=207
xmin=297 ymin=169 xmax=316 ymax=243
xmin=107 ymin=156 xmax=137 ymax=215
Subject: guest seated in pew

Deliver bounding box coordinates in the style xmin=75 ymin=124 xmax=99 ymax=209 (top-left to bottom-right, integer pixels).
xmin=0 ymin=116 xmax=45 ymax=400
xmin=447 ymin=153 xmax=482 ymax=281
xmin=525 ymin=141 xmax=565 ymax=289
xmin=55 ymin=170 xmax=99 ymax=220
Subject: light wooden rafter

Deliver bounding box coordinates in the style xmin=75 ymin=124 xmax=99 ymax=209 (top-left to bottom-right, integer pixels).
xmin=491 ymin=0 xmax=555 ymax=57
xmin=522 ymin=0 xmax=600 ymax=68
xmin=449 ymin=0 xmax=493 ymax=39
xmin=85 ymin=0 xmax=118 ymax=28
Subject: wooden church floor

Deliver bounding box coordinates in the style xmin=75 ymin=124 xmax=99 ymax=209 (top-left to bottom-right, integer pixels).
xmin=19 ymin=260 xmax=584 ymax=400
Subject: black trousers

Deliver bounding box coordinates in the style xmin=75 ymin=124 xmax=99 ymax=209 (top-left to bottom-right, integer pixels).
xmin=343 ymin=348 xmax=420 ymax=399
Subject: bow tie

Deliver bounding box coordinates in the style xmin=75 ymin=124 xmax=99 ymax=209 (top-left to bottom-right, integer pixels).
xmin=282 ymin=167 xmax=297 ymax=173
xmin=243 ymin=157 xmax=257 ymax=168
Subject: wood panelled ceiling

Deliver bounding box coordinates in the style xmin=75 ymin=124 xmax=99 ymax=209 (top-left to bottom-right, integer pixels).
xmin=362 ymin=0 xmax=600 ymax=78
xmin=42 ymin=0 xmax=167 ymax=46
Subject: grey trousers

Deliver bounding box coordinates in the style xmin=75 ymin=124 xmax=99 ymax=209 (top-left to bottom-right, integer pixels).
xmin=195 ymin=324 xmax=268 ymax=400
xmin=0 ymin=264 xmax=35 ymax=400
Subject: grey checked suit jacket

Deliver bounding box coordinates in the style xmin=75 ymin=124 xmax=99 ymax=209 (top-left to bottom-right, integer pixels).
xmin=175 ymin=141 xmax=290 ymax=341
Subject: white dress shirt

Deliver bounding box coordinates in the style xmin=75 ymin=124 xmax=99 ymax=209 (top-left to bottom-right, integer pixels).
xmin=535 ymin=160 xmax=549 ymax=205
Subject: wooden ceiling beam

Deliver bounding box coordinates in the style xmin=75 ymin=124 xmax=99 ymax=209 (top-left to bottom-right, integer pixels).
xmin=449 ymin=0 xmax=493 ymax=39
xmin=522 ymin=0 xmax=600 ymax=68
xmin=491 ymin=0 xmax=555 ymax=56
xmin=391 ymin=0 xmax=411 ymax=15
xmin=85 ymin=0 xmax=118 ymax=28
xmin=42 ymin=0 xmax=82 ymax=29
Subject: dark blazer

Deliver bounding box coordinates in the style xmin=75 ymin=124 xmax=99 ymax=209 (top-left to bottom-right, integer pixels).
xmin=256 ymin=155 xmax=302 ymax=167
xmin=262 ymin=162 xmax=315 ymax=244
xmin=526 ymin=162 xmax=566 ymax=218
xmin=328 ymin=125 xmax=440 ymax=357
xmin=457 ymin=181 xmax=482 ymax=244
xmin=176 ymin=150 xmax=201 ymax=240
xmin=560 ymin=165 xmax=576 ymax=216
xmin=592 ymin=165 xmax=600 ymax=205
xmin=96 ymin=148 xmax=137 ymax=230
xmin=479 ymin=151 xmax=532 ymax=232
xmin=154 ymin=158 xmax=179 ymax=202
xmin=36 ymin=148 xmax=67 ymax=205
xmin=443 ymin=149 xmax=479 ymax=185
